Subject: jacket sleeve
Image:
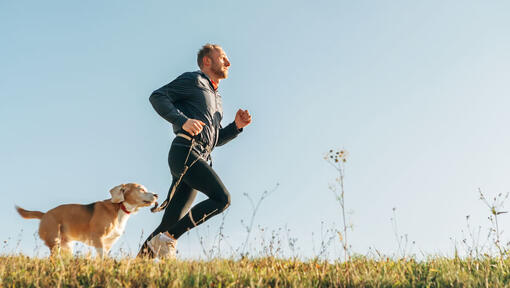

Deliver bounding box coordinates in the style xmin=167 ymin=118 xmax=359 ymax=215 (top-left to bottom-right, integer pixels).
xmin=217 ymin=121 xmax=242 ymax=147
xmin=149 ymin=75 xmax=191 ymax=128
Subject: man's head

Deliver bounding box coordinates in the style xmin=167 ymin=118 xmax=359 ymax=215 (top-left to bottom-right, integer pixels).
xmin=197 ymin=44 xmax=231 ymax=81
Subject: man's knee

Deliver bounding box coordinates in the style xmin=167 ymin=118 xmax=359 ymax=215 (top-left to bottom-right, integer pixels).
xmin=218 ymin=190 xmax=231 ymax=212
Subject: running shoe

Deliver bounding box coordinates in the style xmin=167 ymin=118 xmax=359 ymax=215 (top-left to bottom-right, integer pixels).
xmin=147 ymin=232 xmax=177 ymax=258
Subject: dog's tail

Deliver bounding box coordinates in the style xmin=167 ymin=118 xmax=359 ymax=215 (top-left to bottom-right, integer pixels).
xmin=15 ymin=206 xmax=44 ymax=220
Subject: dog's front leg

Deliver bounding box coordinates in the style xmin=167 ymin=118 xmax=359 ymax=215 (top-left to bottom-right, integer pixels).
xmin=91 ymin=237 xmax=106 ymax=258
xmin=95 ymin=247 xmax=105 ymax=258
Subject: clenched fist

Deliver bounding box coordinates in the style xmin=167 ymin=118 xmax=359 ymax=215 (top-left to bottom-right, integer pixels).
xmin=235 ymin=109 xmax=252 ymax=130
xmin=182 ymin=119 xmax=206 ymax=136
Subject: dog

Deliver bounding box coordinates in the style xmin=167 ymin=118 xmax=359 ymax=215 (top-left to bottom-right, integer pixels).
xmin=16 ymin=183 xmax=158 ymax=257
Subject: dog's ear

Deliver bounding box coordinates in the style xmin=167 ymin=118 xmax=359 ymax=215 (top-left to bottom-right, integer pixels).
xmin=110 ymin=184 xmax=125 ymax=203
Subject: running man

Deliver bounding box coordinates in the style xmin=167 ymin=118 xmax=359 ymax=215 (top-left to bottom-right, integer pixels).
xmin=138 ymin=44 xmax=252 ymax=258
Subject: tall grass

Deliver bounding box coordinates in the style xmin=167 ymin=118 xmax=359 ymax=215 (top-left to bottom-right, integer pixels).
xmin=4 ymin=254 xmax=510 ymax=287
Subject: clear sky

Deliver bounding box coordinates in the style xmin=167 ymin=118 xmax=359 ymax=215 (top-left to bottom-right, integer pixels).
xmin=2 ymin=0 xmax=510 ymax=259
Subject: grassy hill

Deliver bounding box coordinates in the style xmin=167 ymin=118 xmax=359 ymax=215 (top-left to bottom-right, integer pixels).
xmin=2 ymin=254 xmax=510 ymax=287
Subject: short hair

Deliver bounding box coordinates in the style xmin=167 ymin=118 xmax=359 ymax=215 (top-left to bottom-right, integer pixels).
xmin=197 ymin=43 xmax=221 ymax=68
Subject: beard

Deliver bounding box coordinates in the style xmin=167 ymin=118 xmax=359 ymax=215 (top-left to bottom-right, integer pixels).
xmin=211 ymin=61 xmax=228 ymax=79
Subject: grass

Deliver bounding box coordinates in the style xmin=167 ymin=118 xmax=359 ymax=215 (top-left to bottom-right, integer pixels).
xmin=3 ymin=254 xmax=510 ymax=287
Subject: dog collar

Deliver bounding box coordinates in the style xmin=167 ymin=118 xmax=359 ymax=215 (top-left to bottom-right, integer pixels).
xmin=120 ymin=202 xmax=131 ymax=214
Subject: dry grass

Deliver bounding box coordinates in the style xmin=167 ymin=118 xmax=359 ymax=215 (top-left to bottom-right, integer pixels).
xmin=3 ymin=254 xmax=510 ymax=287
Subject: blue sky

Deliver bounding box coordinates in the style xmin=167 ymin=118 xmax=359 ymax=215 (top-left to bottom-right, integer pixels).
xmin=2 ymin=0 xmax=510 ymax=259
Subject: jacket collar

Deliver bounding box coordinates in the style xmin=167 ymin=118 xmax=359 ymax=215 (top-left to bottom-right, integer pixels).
xmin=198 ymin=70 xmax=218 ymax=91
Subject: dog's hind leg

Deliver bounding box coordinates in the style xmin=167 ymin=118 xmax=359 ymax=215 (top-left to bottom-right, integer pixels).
xmin=49 ymin=241 xmax=72 ymax=257
xmin=59 ymin=236 xmax=73 ymax=255
xmin=39 ymin=218 xmax=72 ymax=257
xmin=38 ymin=216 xmax=61 ymax=255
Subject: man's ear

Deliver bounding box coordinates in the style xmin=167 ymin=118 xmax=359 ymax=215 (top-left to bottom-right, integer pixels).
xmin=110 ymin=184 xmax=125 ymax=203
xmin=203 ymin=56 xmax=211 ymax=67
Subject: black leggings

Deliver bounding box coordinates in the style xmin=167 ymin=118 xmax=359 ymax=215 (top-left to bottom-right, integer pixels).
xmin=139 ymin=137 xmax=231 ymax=256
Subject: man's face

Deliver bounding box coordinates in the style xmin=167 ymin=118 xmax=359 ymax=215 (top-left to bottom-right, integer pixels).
xmin=207 ymin=48 xmax=231 ymax=79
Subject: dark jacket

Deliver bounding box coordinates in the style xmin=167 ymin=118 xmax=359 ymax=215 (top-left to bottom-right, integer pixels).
xmin=149 ymin=71 xmax=242 ymax=157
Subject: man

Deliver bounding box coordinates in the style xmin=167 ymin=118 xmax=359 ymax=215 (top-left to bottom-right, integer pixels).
xmin=138 ymin=44 xmax=252 ymax=258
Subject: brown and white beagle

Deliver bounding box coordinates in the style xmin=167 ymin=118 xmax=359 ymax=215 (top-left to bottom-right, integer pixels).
xmin=16 ymin=183 xmax=158 ymax=257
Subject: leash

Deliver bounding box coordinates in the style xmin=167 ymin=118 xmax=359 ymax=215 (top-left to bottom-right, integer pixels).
xmin=150 ymin=136 xmax=209 ymax=213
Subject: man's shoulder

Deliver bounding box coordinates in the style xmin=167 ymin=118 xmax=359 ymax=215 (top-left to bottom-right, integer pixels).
xmin=164 ymin=71 xmax=198 ymax=87
xmin=176 ymin=71 xmax=204 ymax=81
xmin=175 ymin=71 xmax=211 ymax=91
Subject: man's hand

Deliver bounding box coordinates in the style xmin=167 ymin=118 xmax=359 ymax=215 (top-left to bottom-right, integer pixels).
xmin=182 ymin=119 xmax=206 ymax=136
xmin=235 ymin=109 xmax=252 ymax=130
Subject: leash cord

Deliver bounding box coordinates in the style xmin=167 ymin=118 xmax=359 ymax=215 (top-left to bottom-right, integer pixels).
xmin=151 ymin=138 xmax=209 ymax=213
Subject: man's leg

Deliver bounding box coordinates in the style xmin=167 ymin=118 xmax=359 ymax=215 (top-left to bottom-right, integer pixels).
xmin=165 ymin=155 xmax=231 ymax=240
xmin=137 ymin=179 xmax=197 ymax=257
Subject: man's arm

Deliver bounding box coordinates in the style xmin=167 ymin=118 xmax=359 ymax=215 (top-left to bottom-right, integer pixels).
xmin=149 ymin=75 xmax=191 ymax=128
xmin=217 ymin=109 xmax=251 ymax=146
xmin=217 ymin=121 xmax=242 ymax=147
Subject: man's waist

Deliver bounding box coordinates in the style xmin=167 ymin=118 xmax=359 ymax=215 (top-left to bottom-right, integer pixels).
xmin=176 ymin=133 xmax=192 ymax=141
xmin=175 ymin=133 xmax=212 ymax=155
